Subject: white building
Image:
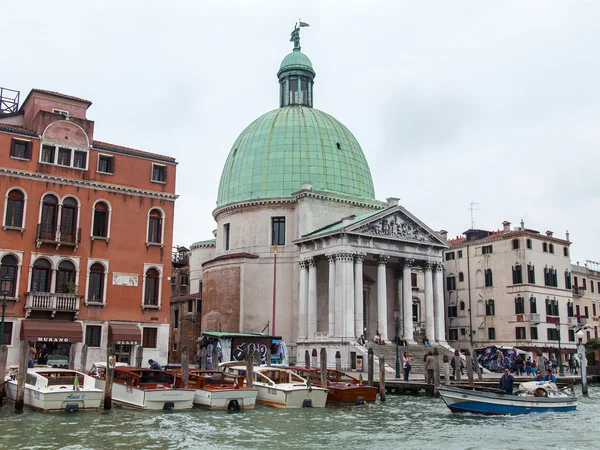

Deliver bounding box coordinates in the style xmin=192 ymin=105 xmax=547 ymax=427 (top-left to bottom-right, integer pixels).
xmin=571 ymin=261 xmax=600 ymax=343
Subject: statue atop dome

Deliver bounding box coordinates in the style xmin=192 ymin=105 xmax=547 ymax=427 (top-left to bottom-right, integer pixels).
xmin=290 ymin=20 xmax=310 ymax=51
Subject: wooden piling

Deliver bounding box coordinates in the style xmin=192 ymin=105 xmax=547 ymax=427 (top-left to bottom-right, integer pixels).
xmin=245 ymin=353 xmax=254 ymax=388
xmin=536 ymin=349 xmax=544 ymax=375
xmin=311 ymin=349 xmax=318 ymax=368
xmin=433 ymin=348 xmax=440 ymax=397
xmin=181 ymin=346 xmax=189 ymax=388
xmin=266 ymin=347 xmax=272 ymax=366
xmin=464 ymin=349 xmax=474 ymax=385
xmin=0 ymin=344 xmax=8 ymax=406
xmin=454 ymin=350 xmax=462 ymax=382
xmin=103 ymin=344 xmax=114 ymax=410
xmin=212 ymin=346 xmax=219 ymax=369
xmin=368 ymin=348 xmax=374 ymax=386
xmin=135 ymin=345 xmax=143 ymax=368
xmin=15 ymin=341 xmax=28 ymax=411
xmin=305 ymin=350 xmax=310 ymax=368
xmin=68 ymin=344 xmax=76 ymax=370
xmin=335 ymin=351 xmax=341 ymax=372
xmin=443 ymin=355 xmax=450 ymax=385
xmin=79 ymin=344 xmax=88 ymax=373
xmin=378 ymin=354 xmax=386 ymax=401
xmin=253 ymin=350 xmax=260 ymax=366
xmin=320 ymin=348 xmax=327 ymax=388
xmin=471 ymin=346 xmax=483 ymax=381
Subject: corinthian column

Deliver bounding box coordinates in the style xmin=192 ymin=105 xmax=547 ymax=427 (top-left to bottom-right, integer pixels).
xmin=402 ymin=258 xmax=415 ymax=344
xmin=326 ymin=253 xmax=336 ymax=337
xmin=377 ymin=255 xmax=389 ymax=341
xmin=433 ymin=262 xmax=446 ymax=344
xmin=424 ymin=261 xmax=435 ymax=341
xmin=307 ymin=257 xmax=317 ymax=338
xmin=298 ymin=259 xmax=308 ymax=339
xmin=354 ymin=252 xmax=366 ymax=338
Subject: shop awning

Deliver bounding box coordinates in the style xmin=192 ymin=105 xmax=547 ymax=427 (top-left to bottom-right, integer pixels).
xmin=20 ymin=320 xmax=82 ymax=343
xmin=108 ymin=323 xmax=141 ymax=345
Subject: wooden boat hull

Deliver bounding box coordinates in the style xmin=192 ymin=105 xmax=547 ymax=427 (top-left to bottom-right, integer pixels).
xmin=438 ymin=386 xmax=577 ymax=415
xmin=5 ymin=382 xmax=103 ymax=412
xmin=254 ymin=383 xmax=328 ymax=408
xmin=327 ymin=385 xmax=378 ymax=404
xmin=193 ymin=387 xmax=258 ymax=410
xmin=94 ymin=379 xmax=195 ymax=410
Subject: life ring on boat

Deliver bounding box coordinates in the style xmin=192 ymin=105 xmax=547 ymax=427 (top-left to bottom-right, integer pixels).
xmin=534 ymin=388 xmax=548 ymax=397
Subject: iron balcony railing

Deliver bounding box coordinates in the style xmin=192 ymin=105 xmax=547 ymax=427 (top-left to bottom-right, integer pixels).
xmin=25 ymin=292 xmax=80 ymax=318
xmin=36 ymin=224 xmax=82 ymax=247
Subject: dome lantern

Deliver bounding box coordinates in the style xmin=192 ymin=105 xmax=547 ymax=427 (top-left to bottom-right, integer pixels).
xmin=277 ymin=22 xmax=315 ymax=108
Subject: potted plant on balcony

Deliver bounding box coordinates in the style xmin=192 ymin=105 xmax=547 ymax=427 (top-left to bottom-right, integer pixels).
xmin=64 ymin=281 xmax=78 ymax=295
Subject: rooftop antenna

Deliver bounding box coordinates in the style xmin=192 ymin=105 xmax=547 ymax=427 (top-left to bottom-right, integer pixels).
xmin=469 ymin=202 xmax=479 ymax=229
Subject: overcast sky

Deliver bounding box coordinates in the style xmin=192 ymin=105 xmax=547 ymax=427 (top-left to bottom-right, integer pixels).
xmin=7 ymin=1 xmax=599 ymax=265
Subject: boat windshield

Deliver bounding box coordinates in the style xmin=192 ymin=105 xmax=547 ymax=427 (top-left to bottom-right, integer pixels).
xmin=137 ymin=371 xmax=174 ymax=385
xmin=36 ymin=371 xmax=84 ymax=386
xmin=327 ymin=371 xmax=356 ymax=383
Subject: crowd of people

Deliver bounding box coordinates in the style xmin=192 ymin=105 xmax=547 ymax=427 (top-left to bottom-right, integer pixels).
xmin=477 ymin=348 xmax=581 ymax=376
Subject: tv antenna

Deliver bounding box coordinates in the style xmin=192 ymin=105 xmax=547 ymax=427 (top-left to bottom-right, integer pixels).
xmin=469 ymin=202 xmax=479 ymax=229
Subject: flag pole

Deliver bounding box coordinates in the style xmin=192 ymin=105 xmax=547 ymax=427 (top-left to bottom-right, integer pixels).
xmin=272 ymin=244 xmax=278 ymax=336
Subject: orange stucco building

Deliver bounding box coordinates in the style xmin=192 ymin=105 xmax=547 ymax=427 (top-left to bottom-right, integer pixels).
xmin=0 ymin=88 xmax=177 ymax=369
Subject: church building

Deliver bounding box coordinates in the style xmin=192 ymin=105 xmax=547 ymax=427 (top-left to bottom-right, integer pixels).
xmin=190 ymin=26 xmax=449 ymax=366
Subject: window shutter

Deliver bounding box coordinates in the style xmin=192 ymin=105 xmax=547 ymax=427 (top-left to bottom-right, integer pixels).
xmin=109 ymin=156 xmax=114 ymax=174
xmin=26 ymin=142 xmax=32 ymax=160
xmin=10 ymin=138 xmax=16 ymax=157
xmin=163 ymin=165 xmax=167 ymax=182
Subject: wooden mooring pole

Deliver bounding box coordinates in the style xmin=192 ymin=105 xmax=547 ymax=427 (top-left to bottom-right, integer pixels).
xmin=335 ymin=351 xmax=341 ymax=372
xmin=266 ymin=347 xmax=272 ymax=367
xmin=465 ymin=349 xmax=474 ymax=386
xmin=103 ymin=344 xmax=114 ymax=410
xmin=443 ymin=355 xmax=450 ymax=385
xmin=454 ymin=350 xmax=461 ymax=382
xmin=79 ymin=344 xmax=88 ymax=373
xmin=181 ymin=346 xmax=189 ymax=388
xmin=15 ymin=341 xmax=28 ymax=412
xmin=367 ymin=348 xmax=374 ymax=386
xmin=0 ymin=344 xmax=8 ymax=406
xmin=378 ymin=354 xmax=386 ymax=401
xmin=135 ymin=345 xmax=143 ymax=368
xmin=212 ymin=346 xmax=219 ymax=369
xmin=245 ymin=353 xmax=254 ymax=388
xmin=304 ymin=350 xmax=310 ymax=368
xmin=320 ymin=348 xmax=327 ymax=388
xmin=312 ymin=349 xmax=318 ymax=368
xmin=68 ymin=344 xmax=76 ymax=370
xmin=433 ymin=348 xmax=440 ymax=397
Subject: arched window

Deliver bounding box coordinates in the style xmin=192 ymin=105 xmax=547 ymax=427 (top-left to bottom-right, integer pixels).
xmin=56 ymin=260 xmax=76 ymax=293
xmin=549 ymin=243 xmax=554 ymax=254
xmin=512 ymin=239 xmax=519 ymax=250
xmin=60 ymin=197 xmax=78 ymax=237
xmin=0 ymin=255 xmax=18 ymax=297
xmin=5 ymin=189 xmax=25 ymax=228
xmin=148 ymin=209 xmax=162 ymax=244
xmin=543 ymin=242 xmax=548 ymax=252
xmin=484 ymin=269 xmax=493 ymax=287
xmin=144 ymin=268 xmax=160 ymax=306
xmin=514 ymin=296 xmax=525 ymax=314
xmin=31 ymin=259 xmax=51 ymax=292
xmin=565 ymin=271 xmax=572 ymax=290
xmin=40 ymin=194 xmax=59 ymax=240
xmin=512 ymin=264 xmax=523 ymax=284
xmin=92 ymin=202 xmax=109 ymax=238
xmin=529 ymin=296 xmax=537 ymax=313
xmin=459 ymin=301 xmax=465 ymax=311
xmin=88 ymin=263 xmax=105 ymax=303
xmin=458 ymin=272 xmax=464 ymax=282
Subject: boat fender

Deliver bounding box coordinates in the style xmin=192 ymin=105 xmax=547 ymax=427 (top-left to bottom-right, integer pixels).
xmin=65 ymin=404 xmax=79 ymax=413
xmin=163 ymin=401 xmax=175 ymax=411
xmin=355 ymin=396 xmax=366 ymax=405
xmin=302 ymin=399 xmax=313 ymax=408
xmin=534 ymin=388 xmax=548 ymax=398
xmin=227 ymin=399 xmax=241 ymax=412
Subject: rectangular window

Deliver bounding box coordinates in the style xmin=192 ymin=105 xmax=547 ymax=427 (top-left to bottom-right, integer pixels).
xmin=446 ymin=276 xmax=456 ymax=291
xmin=411 ymin=273 xmax=418 ymax=288
xmin=515 ymin=298 xmax=525 ymax=314
xmin=41 ymin=144 xmax=55 ymax=163
xmin=563 ymin=247 xmax=569 ymax=257
xmin=530 ymin=297 xmax=537 ymax=313
xmin=515 ymin=327 xmax=526 ymax=340
xmin=457 ymin=250 xmax=463 ymax=258
xmin=196 ymin=299 xmax=201 ymax=314
xmin=88 ymin=271 xmax=104 ymax=303
xmin=527 ymin=265 xmax=535 ymax=284
xmin=152 ymin=164 xmax=166 ymax=182
xmin=530 ymin=327 xmax=538 ymax=340
xmin=576 ymin=304 xmax=580 ymax=316
xmin=594 ymin=303 xmax=597 ymax=317
xmin=488 ymin=327 xmax=496 ymax=340
xmin=484 ymin=269 xmax=493 ymax=287
xmin=445 ymin=252 xmax=455 ymax=261
xmin=567 ymin=302 xmax=574 ymax=317
xmin=449 ymin=329 xmax=458 ymax=341
xmin=585 ymin=306 xmax=589 ymax=318
xmin=271 ymin=217 xmax=286 ymax=246
xmin=568 ymin=329 xmax=575 ymax=342
xmin=224 ymin=223 xmax=230 ymax=251
xmin=85 ymin=325 xmax=102 ymax=347
xmin=57 ymin=147 xmax=71 ymax=166
xmin=565 ymin=272 xmax=572 ymax=290
xmin=98 ymin=155 xmax=114 ymax=174
xmin=10 ymin=139 xmax=31 ymax=159
xmin=460 ymin=328 xmax=466 ymax=336
xmin=486 ymin=300 xmax=495 ymax=316
xmin=512 ymin=266 xmax=523 ymax=284
xmin=448 ymin=305 xmax=458 ymax=318
xmin=583 ymin=278 xmax=587 ymax=290
xmin=526 ymin=239 xmax=532 ymax=249
xmin=1 ymin=321 xmax=13 ymax=345
xmin=547 ymin=328 xmax=559 ymax=341
xmin=188 ymin=299 xmax=193 ymax=313
xmin=592 ymin=282 xmax=595 ymax=293
xmin=481 ymin=245 xmax=493 ymax=255
xmin=142 ymin=328 xmax=158 ymax=348
xmin=73 ymin=151 xmax=87 ymax=169
xmin=174 ymin=309 xmax=179 ymax=329
xmin=598 ymin=281 xmax=600 ymax=293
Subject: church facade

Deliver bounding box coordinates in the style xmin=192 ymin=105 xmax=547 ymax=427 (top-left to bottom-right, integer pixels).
xmin=189 ymin=28 xmax=449 ymax=366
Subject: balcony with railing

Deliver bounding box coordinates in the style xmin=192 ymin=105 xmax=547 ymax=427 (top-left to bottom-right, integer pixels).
xmin=515 ymin=313 xmax=541 ymax=323
xmin=25 ymin=292 xmax=80 ymax=318
xmin=36 ymin=224 xmax=81 ymax=250
xmin=573 ymin=286 xmax=586 ymax=297
xmin=567 ymin=317 xmax=578 ymax=327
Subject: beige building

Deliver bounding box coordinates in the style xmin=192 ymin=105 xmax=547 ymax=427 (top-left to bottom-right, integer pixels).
xmin=571 ymin=261 xmax=600 ymax=343
xmin=443 ymin=220 xmax=576 ymax=354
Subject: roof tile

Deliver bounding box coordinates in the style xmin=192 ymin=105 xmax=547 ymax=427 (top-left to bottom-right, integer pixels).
xmin=30 ymin=89 xmax=92 ymax=105
xmin=93 ymin=140 xmax=176 ymax=163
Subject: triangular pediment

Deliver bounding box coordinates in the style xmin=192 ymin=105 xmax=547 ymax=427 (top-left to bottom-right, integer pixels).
xmin=346 ymin=206 xmax=448 ymax=247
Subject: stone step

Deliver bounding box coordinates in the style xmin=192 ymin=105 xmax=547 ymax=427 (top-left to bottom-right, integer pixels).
xmin=365 ymin=342 xmax=455 ymax=374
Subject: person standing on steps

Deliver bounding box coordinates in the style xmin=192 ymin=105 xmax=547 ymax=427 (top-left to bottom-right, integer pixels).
xmin=424 ymin=351 xmax=435 ymax=384
xmin=402 ymin=352 xmax=413 ymax=381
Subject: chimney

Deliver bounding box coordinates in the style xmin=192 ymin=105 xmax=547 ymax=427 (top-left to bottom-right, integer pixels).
xmin=386 ymin=197 xmax=400 ymax=207
xmin=439 ymin=230 xmax=448 ymax=241
xmin=502 ymin=221 xmax=511 ymax=232
xmin=301 ymin=181 xmax=313 ymax=191
xmin=566 ymin=230 xmax=570 ymax=241
xmin=546 ymin=230 xmax=553 ymax=237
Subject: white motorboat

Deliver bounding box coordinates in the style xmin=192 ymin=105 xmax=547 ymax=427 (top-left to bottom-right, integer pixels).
xmin=88 ymin=362 xmax=195 ymax=411
xmin=4 ymin=367 xmax=103 ymax=412
xmin=222 ymin=364 xmax=328 ymax=408
xmin=439 ymin=382 xmax=577 ymax=415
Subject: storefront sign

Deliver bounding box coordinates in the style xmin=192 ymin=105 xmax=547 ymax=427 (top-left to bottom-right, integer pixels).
xmin=112 ymin=273 xmax=139 ymax=286
xmin=116 ymin=340 xmax=138 ymax=345
xmin=37 ymin=337 xmax=70 ymax=342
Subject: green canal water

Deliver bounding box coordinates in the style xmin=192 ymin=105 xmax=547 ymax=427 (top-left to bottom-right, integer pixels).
xmin=0 ymin=386 xmax=598 ymax=450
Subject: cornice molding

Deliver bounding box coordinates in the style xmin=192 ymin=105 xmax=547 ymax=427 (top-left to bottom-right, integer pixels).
xmin=0 ymin=166 xmax=178 ymax=201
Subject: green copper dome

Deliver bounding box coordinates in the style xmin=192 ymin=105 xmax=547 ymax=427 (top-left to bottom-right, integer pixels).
xmin=280 ymin=50 xmax=314 ymax=72
xmin=216 ymin=106 xmax=376 ymax=206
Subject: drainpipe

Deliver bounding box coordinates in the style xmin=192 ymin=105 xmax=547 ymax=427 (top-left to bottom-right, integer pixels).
xmin=466 ymin=244 xmax=474 ymax=347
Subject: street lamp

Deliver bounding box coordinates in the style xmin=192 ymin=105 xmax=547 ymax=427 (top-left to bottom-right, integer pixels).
xmin=393 ymin=306 xmax=400 ymax=379
xmin=1 ymin=275 xmax=13 ymax=345
xmin=576 ymin=328 xmax=588 ymax=396
xmin=555 ymin=322 xmax=565 ymax=377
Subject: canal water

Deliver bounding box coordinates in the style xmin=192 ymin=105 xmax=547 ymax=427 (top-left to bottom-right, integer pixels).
xmin=0 ymin=386 xmax=598 ymax=450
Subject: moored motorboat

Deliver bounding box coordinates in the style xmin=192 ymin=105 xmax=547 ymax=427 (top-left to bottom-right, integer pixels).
xmin=438 ymin=382 xmax=577 ymax=415
xmin=286 ymin=367 xmax=377 ymax=404
xmin=222 ymin=364 xmax=328 ymax=408
xmin=170 ymin=369 xmax=258 ymax=411
xmin=88 ymin=362 xmax=195 ymax=410
xmin=4 ymin=367 xmax=103 ymax=412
